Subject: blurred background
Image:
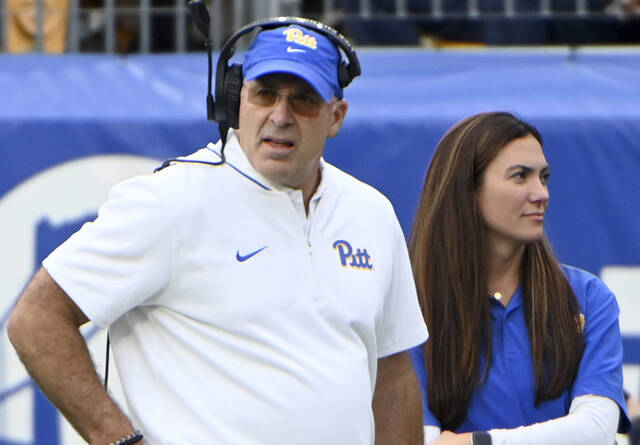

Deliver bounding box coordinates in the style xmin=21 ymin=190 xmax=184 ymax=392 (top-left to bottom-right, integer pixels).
xmin=1 ymin=0 xmax=639 ymax=52
xmin=1 ymin=0 xmax=639 ymax=444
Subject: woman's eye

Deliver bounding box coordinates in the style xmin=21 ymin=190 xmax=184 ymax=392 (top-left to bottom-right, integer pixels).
xmin=541 ymin=173 xmax=551 ymax=184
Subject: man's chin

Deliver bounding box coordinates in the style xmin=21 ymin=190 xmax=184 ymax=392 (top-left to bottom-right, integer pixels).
xmin=257 ymin=162 xmax=294 ymax=186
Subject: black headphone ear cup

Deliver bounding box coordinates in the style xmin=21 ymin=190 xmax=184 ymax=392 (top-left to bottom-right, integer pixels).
xmin=224 ymin=64 xmax=244 ymax=129
xmin=338 ymin=60 xmax=351 ymax=88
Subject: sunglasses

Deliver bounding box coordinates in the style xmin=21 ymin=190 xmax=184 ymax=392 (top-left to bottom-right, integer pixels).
xmin=245 ymin=85 xmax=335 ymax=117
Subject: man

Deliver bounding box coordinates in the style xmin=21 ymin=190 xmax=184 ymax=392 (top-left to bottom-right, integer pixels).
xmin=8 ymin=19 xmax=428 ymax=445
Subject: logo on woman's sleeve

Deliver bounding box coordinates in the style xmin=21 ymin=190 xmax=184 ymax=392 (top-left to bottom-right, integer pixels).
xmin=332 ymin=240 xmax=373 ymax=270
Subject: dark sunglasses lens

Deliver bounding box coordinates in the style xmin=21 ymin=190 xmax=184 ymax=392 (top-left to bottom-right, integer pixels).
xmin=249 ymin=89 xmax=278 ymax=107
xmin=289 ymin=95 xmax=322 ymax=116
xmin=247 ymin=89 xmax=323 ymax=117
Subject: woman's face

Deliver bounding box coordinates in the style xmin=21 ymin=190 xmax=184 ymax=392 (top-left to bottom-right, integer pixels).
xmin=476 ymin=134 xmax=550 ymax=249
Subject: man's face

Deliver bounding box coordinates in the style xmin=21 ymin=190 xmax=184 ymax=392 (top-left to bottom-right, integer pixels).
xmin=236 ymin=73 xmax=348 ymax=193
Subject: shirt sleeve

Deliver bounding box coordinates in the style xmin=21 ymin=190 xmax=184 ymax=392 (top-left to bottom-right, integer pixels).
xmin=489 ymin=394 xmax=619 ymax=445
xmin=375 ymin=208 xmax=429 ymax=358
xmin=570 ymin=274 xmax=631 ymax=432
xmin=424 ymin=425 xmax=441 ymax=444
xmin=43 ymin=174 xmax=173 ymax=328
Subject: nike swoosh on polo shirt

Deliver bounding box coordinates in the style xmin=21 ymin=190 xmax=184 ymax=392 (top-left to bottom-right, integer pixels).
xmin=236 ymin=246 xmax=268 ymax=262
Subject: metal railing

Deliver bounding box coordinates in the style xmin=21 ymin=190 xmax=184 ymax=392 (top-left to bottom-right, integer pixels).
xmin=0 ymin=0 xmax=638 ymax=53
xmin=0 ymin=0 xmax=303 ymax=53
xmin=321 ymin=0 xmax=636 ymax=17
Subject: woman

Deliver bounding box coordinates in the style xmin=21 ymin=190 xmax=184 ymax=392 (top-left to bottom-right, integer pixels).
xmin=409 ymin=112 xmax=630 ymax=444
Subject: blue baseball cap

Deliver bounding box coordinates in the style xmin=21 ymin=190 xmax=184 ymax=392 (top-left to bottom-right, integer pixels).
xmin=243 ymin=25 xmax=343 ymax=102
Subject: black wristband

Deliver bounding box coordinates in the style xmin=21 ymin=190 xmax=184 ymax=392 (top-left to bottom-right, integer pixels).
xmin=472 ymin=431 xmax=492 ymax=445
xmin=109 ymin=430 xmax=143 ymax=445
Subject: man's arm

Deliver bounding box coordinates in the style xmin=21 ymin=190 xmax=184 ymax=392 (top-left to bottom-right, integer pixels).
xmin=7 ymin=267 xmax=138 ymax=444
xmin=373 ymin=350 xmax=423 ymax=445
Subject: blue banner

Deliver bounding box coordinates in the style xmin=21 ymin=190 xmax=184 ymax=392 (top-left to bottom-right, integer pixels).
xmin=1 ymin=50 xmax=639 ymax=443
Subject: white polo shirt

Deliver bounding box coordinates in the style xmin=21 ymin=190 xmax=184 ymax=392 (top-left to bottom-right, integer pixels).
xmin=44 ymin=132 xmax=428 ymax=445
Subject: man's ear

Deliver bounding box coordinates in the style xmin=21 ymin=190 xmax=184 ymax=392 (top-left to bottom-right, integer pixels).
xmin=328 ymin=99 xmax=349 ymax=138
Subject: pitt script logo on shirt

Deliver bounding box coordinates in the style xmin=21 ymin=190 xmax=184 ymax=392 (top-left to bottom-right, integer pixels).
xmin=333 ymin=240 xmax=373 ymax=270
xmin=282 ymin=28 xmax=317 ymax=50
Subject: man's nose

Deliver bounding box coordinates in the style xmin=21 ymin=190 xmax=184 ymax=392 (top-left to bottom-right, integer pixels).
xmin=269 ymin=95 xmax=295 ymax=126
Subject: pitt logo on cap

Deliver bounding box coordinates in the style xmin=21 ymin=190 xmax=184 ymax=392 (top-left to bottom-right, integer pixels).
xmin=282 ymin=28 xmax=317 ymax=49
xmin=333 ymin=240 xmax=373 ymax=270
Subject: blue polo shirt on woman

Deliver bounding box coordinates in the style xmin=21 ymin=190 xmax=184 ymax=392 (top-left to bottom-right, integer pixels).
xmin=410 ymin=265 xmax=631 ymax=433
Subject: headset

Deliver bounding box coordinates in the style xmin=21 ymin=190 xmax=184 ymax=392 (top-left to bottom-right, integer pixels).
xmin=213 ymin=15 xmax=361 ymax=133
xmin=154 ymin=2 xmax=361 ymax=172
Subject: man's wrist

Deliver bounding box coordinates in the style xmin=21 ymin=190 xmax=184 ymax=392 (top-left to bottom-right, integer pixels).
xmin=109 ymin=430 xmax=143 ymax=445
xmin=472 ymin=431 xmax=492 ymax=445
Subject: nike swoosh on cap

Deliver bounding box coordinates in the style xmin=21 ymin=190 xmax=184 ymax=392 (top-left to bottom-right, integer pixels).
xmin=286 ymin=46 xmax=306 ymax=53
xmin=236 ymin=246 xmax=268 ymax=262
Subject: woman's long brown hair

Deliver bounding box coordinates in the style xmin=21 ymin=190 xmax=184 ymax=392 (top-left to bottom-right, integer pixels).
xmin=409 ymin=112 xmax=584 ymax=430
